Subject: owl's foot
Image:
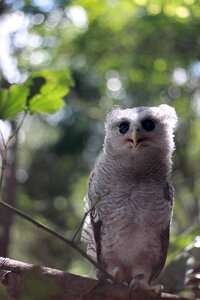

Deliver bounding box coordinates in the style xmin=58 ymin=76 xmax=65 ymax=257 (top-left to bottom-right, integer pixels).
xmin=104 ymin=266 xmax=122 ymax=283
xmin=129 ymin=274 xmax=163 ymax=298
xmin=129 ymin=274 xmax=149 ymax=291
xmin=149 ymin=284 xmax=163 ymax=295
xmin=112 ymin=266 xmax=121 ymax=282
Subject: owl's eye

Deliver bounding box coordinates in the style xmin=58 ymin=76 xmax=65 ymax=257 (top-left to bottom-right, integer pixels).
xmin=142 ymin=119 xmax=155 ymax=131
xmin=119 ymin=121 xmax=130 ymax=134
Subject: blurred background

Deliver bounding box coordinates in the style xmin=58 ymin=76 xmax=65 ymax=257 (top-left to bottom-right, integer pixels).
xmin=0 ymin=0 xmax=200 ymax=297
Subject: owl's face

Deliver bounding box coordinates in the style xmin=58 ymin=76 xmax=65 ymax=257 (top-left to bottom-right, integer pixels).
xmin=104 ymin=104 xmax=177 ymax=158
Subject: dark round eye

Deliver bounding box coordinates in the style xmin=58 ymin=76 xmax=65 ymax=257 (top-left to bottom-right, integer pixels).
xmin=142 ymin=119 xmax=155 ymax=131
xmin=119 ymin=121 xmax=130 ymax=134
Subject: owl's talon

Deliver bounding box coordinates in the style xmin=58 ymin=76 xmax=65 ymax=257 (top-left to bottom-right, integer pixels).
xmin=129 ymin=276 xmax=149 ymax=292
xmin=112 ymin=266 xmax=120 ymax=282
xmin=149 ymin=284 xmax=163 ymax=295
xmin=129 ymin=279 xmax=146 ymax=299
xmin=129 ymin=278 xmax=163 ymax=298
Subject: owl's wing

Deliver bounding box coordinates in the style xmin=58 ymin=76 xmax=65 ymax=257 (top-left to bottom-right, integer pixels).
xmin=81 ymin=194 xmax=102 ymax=262
xmin=163 ymin=181 xmax=174 ymax=206
xmin=150 ymin=224 xmax=170 ymax=281
xmin=81 ymin=170 xmax=104 ymax=262
xmin=81 ymin=195 xmax=96 ymax=260
xmin=150 ymin=181 xmax=174 ymax=281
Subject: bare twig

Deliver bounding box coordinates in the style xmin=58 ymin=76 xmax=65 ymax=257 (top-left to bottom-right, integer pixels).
xmin=72 ymin=193 xmax=107 ymax=242
xmin=0 ymin=132 xmax=8 ymax=191
xmin=7 ymin=111 xmax=27 ymax=144
xmin=0 ymin=112 xmax=27 ymax=191
xmin=0 ymin=199 xmax=115 ymax=282
xmin=0 ymin=111 xmax=115 ymax=283
xmin=0 ymin=129 xmax=6 ymax=149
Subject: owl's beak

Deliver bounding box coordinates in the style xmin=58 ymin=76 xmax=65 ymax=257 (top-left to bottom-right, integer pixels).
xmin=130 ymin=130 xmax=144 ymax=147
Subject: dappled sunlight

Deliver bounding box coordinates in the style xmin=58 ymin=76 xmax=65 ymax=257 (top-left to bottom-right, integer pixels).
xmin=29 ymin=50 xmax=51 ymax=66
xmin=0 ymin=11 xmax=29 ymax=83
xmin=66 ymin=6 xmax=88 ymax=28
xmin=30 ymin=13 xmax=45 ymax=25
xmin=0 ymin=120 xmax=12 ymax=147
xmin=32 ymin=0 xmax=55 ymax=12
xmin=172 ymin=68 xmax=189 ymax=86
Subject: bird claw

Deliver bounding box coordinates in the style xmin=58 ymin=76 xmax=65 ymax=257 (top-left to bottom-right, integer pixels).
xmin=112 ymin=266 xmax=120 ymax=282
xmin=129 ymin=277 xmax=149 ymax=292
xmin=129 ymin=275 xmax=163 ymax=298
xmin=149 ymin=284 xmax=163 ymax=295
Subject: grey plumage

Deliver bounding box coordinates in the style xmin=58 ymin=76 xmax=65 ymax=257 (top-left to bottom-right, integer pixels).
xmin=81 ymin=104 xmax=177 ymax=286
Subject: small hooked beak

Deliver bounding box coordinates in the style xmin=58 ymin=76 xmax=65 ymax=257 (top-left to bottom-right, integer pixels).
xmin=128 ymin=129 xmax=145 ymax=147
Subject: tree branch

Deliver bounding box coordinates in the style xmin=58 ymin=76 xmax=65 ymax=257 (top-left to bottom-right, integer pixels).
xmin=72 ymin=193 xmax=106 ymax=242
xmin=0 ymin=257 xmax=196 ymax=300
xmin=0 ymin=200 xmax=114 ymax=283
xmin=0 ymin=114 xmax=115 ymax=283
xmin=0 ymin=112 xmax=27 ymax=191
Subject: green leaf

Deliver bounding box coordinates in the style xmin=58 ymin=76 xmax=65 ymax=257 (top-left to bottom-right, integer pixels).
xmin=0 ymin=85 xmax=29 ymax=120
xmin=0 ymin=70 xmax=73 ymax=120
xmin=29 ymin=94 xmax=65 ymax=114
xmin=28 ymin=70 xmax=73 ymax=115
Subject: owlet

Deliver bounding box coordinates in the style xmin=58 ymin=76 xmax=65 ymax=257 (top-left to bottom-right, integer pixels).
xmin=81 ymin=104 xmax=177 ymax=288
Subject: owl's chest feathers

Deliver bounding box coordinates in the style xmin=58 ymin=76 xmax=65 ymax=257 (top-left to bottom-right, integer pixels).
xmin=90 ymin=153 xmax=173 ymax=233
xmin=95 ymin=185 xmax=172 ymax=270
xmin=97 ymin=185 xmax=172 ymax=231
xmin=97 ymin=150 xmax=172 ymax=181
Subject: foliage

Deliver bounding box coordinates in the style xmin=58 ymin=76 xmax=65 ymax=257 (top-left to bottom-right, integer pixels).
xmin=0 ymin=70 xmax=73 ymax=119
xmin=28 ymin=70 xmax=73 ymax=114
xmin=0 ymin=85 xmax=29 ymax=120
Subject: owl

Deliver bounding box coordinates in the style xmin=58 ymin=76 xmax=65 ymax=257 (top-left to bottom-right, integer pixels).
xmin=81 ymin=104 xmax=177 ymax=289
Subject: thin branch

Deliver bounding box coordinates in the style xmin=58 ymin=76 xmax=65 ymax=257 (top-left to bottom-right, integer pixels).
xmin=0 ymin=129 xmax=6 ymax=149
xmin=0 ymin=137 xmax=7 ymax=191
xmin=0 ymin=199 xmax=115 ymax=283
xmin=72 ymin=193 xmax=107 ymax=242
xmin=0 ymin=111 xmax=115 ymax=283
xmin=7 ymin=111 xmax=27 ymax=144
xmin=0 ymin=112 xmax=27 ymax=191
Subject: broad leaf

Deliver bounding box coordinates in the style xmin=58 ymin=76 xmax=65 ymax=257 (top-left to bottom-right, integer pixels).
xmin=0 ymin=85 xmax=29 ymax=120
xmin=28 ymin=70 xmax=73 ymax=114
xmin=0 ymin=70 xmax=73 ymax=120
xmin=29 ymin=94 xmax=65 ymax=114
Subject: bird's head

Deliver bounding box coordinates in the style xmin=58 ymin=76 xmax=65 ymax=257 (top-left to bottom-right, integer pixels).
xmin=104 ymin=104 xmax=177 ymax=160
